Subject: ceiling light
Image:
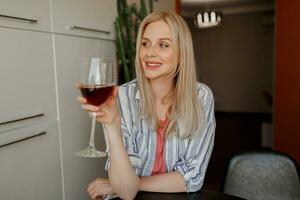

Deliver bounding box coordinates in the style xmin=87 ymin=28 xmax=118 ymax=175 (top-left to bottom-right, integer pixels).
xmin=195 ymin=11 xmax=222 ymax=29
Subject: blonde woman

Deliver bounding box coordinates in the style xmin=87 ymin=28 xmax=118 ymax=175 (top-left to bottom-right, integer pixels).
xmin=78 ymin=11 xmax=216 ymax=200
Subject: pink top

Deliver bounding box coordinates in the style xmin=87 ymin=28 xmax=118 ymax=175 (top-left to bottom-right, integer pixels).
xmin=151 ymin=119 xmax=168 ymax=175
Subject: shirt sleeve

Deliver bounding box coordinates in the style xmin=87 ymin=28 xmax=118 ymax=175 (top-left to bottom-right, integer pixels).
xmin=173 ymin=85 xmax=216 ymax=192
xmin=105 ymin=86 xmax=142 ymax=175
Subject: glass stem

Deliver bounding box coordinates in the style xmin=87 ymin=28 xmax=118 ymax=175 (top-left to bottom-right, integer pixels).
xmin=89 ymin=112 xmax=97 ymax=148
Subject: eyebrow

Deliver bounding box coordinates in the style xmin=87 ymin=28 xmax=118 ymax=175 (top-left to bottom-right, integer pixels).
xmin=142 ymin=37 xmax=172 ymax=41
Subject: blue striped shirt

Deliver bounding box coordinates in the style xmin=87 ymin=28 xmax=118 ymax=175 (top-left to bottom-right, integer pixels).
xmin=105 ymin=79 xmax=216 ymax=192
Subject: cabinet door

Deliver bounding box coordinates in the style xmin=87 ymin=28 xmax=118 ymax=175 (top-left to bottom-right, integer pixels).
xmin=51 ymin=0 xmax=117 ymax=40
xmin=0 ymin=0 xmax=51 ymax=31
xmin=0 ymin=27 xmax=57 ymax=133
xmin=54 ymin=35 xmax=116 ymax=200
xmin=0 ymin=120 xmax=63 ymax=200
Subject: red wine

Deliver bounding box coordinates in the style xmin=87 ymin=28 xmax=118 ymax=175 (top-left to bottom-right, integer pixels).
xmin=80 ymin=85 xmax=114 ymax=106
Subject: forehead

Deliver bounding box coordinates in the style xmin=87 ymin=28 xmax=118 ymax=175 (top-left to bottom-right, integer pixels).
xmin=143 ymin=20 xmax=171 ymax=39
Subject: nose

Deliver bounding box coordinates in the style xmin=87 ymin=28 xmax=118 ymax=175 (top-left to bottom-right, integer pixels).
xmin=146 ymin=45 xmax=157 ymax=57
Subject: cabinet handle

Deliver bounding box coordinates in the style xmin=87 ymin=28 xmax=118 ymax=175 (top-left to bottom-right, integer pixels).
xmin=0 ymin=14 xmax=38 ymax=23
xmin=69 ymin=25 xmax=110 ymax=34
xmin=0 ymin=113 xmax=45 ymax=126
xmin=0 ymin=131 xmax=46 ymax=148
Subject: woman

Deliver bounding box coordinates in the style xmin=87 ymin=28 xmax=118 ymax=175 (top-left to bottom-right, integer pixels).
xmin=78 ymin=11 xmax=216 ymax=200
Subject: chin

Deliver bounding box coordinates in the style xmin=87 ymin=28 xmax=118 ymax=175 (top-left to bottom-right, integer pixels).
xmin=142 ymin=69 xmax=156 ymax=79
xmin=144 ymin=74 xmax=158 ymax=80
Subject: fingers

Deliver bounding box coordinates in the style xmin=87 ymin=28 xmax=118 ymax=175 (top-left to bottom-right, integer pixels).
xmin=76 ymin=96 xmax=87 ymax=104
xmin=81 ymin=104 xmax=99 ymax=112
xmin=87 ymin=181 xmax=95 ymax=193
xmin=87 ymin=184 xmax=99 ymax=200
xmin=91 ymin=190 xmax=99 ymax=200
xmin=77 ymin=86 xmax=119 ymax=123
xmin=106 ymin=86 xmax=118 ymax=106
xmin=75 ymin=83 xmax=81 ymax=89
xmin=87 ymin=178 xmax=109 ymax=200
xmin=87 ymin=178 xmax=108 ymax=192
xmin=75 ymin=83 xmax=87 ymax=105
xmin=95 ymin=113 xmax=110 ymax=123
xmin=112 ymin=86 xmax=118 ymax=98
xmin=95 ymin=111 xmax=104 ymax=117
xmin=95 ymin=117 xmax=109 ymax=124
xmin=77 ymin=96 xmax=100 ymax=113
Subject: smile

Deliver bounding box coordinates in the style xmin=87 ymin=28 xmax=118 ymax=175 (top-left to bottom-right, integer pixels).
xmin=145 ymin=61 xmax=162 ymax=70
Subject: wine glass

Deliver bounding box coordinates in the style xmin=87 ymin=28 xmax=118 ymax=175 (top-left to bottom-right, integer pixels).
xmin=75 ymin=57 xmax=117 ymax=158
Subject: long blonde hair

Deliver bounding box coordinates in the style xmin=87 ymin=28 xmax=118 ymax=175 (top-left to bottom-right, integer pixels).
xmin=135 ymin=11 xmax=204 ymax=138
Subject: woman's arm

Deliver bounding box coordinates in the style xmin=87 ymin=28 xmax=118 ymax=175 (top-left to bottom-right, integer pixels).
xmin=78 ymin=87 xmax=139 ymax=200
xmin=139 ymin=171 xmax=187 ymax=192
xmin=105 ymin=120 xmax=140 ymax=200
xmin=86 ymin=171 xmax=186 ymax=199
xmin=172 ymin=85 xmax=216 ymax=192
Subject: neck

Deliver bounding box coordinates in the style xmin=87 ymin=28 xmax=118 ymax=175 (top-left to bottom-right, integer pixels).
xmin=149 ymin=77 xmax=175 ymax=103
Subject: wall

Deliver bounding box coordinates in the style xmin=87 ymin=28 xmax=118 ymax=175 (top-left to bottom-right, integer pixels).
xmin=153 ymin=0 xmax=175 ymax=12
xmin=184 ymin=11 xmax=275 ymax=190
xmin=275 ymin=0 xmax=300 ymax=163
xmin=127 ymin=0 xmax=175 ymax=12
xmin=186 ymin=13 xmax=274 ymax=113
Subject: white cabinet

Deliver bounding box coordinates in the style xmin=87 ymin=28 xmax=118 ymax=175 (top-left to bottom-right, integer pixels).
xmin=0 ymin=120 xmax=63 ymax=200
xmin=0 ymin=27 xmax=57 ymax=134
xmin=51 ymin=0 xmax=117 ymax=39
xmin=0 ymin=1 xmax=117 ymax=200
xmin=0 ymin=27 xmax=61 ymax=200
xmin=0 ymin=0 xmax=51 ymax=31
xmin=54 ymin=35 xmax=116 ymax=200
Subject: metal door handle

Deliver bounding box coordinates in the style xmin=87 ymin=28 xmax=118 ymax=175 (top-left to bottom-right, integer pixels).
xmin=0 ymin=14 xmax=38 ymax=23
xmin=69 ymin=25 xmax=110 ymax=34
xmin=0 ymin=131 xmax=46 ymax=148
xmin=0 ymin=113 xmax=44 ymax=126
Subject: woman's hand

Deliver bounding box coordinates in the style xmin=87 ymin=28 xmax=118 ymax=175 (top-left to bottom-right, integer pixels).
xmin=87 ymin=178 xmax=115 ymax=200
xmin=76 ymin=86 xmax=120 ymax=125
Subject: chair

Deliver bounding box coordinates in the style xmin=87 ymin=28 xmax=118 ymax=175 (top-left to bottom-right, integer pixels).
xmin=223 ymin=150 xmax=300 ymax=200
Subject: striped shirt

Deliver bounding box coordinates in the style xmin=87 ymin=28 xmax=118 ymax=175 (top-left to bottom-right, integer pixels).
xmin=105 ymin=79 xmax=216 ymax=192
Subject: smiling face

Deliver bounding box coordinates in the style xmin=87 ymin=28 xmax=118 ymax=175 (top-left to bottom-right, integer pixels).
xmin=139 ymin=20 xmax=176 ymax=81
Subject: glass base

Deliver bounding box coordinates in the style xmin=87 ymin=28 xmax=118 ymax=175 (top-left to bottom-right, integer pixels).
xmin=75 ymin=146 xmax=107 ymax=158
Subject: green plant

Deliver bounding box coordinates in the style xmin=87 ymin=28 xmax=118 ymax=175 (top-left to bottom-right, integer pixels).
xmin=115 ymin=0 xmax=153 ymax=84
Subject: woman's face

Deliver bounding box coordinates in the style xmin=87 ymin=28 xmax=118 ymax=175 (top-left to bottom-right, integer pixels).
xmin=139 ymin=20 xmax=175 ymax=81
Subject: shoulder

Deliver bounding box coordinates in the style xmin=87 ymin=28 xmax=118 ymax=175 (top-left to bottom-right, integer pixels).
xmin=118 ymin=79 xmax=138 ymax=99
xmin=117 ymin=80 xmax=139 ymax=128
xmin=119 ymin=79 xmax=138 ymax=91
xmin=196 ymin=82 xmax=214 ymax=106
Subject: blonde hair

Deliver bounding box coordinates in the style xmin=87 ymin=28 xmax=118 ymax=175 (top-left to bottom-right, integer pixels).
xmin=135 ymin=11 xmax=204 ymax=138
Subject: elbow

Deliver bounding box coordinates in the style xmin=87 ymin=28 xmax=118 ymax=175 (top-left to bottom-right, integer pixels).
xmin=117 ymin=186 xmax=138 ymax=200
xmin=118 ymin=190 xmax=138 ymax=200
xmin=186 ymin=180 xmax=204 ymax=192
xmin=178 ymin=172 xmax=203 ymax=192
xmin=181 ymin=174 xmax=204 ymax=193
xmin=115 ymin=176 xmax=140 ymax=200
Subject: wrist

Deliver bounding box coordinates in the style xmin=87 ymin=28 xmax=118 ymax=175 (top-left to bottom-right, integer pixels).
xmin=104 ymin=115 xmax=121 ymax=132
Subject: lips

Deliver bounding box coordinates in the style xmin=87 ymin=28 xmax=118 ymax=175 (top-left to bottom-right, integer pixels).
xmin=145 ymin=61 xmax=162 ymax=70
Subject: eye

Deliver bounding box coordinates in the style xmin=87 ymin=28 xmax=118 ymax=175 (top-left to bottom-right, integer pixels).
xmin=142 ymin=41 xmax=149 ymax=47
xmin=160 ymin=43 xmax=169 ymax=48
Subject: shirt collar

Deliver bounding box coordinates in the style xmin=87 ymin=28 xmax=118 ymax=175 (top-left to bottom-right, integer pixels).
xmin=135 ymin=88 xmax=141 ymax=101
